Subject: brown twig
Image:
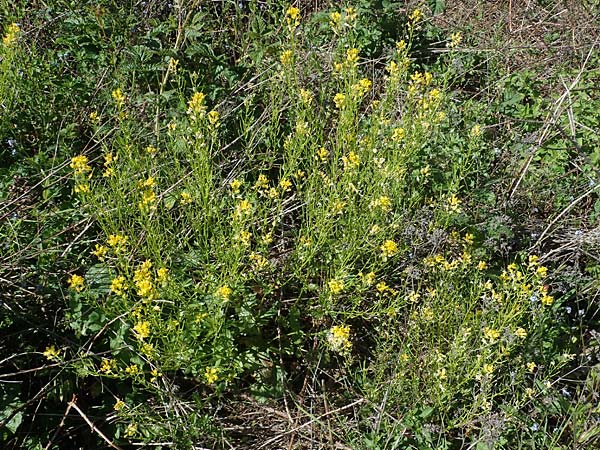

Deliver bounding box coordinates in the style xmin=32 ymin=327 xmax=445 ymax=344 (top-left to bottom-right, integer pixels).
xmin=68 ymin=394 xmax=124 ymax=450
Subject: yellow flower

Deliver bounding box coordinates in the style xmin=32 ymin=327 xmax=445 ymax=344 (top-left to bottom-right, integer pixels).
xmin=180 ymin=191 xmax=192 ymax=205
xmin=100 ymin=358 xmax=117 ymax=374
xmin=353 ymin=78 xmax=372 ymax=96
xmin=316 ymin=147 xmax=329 ymax=161
xmin=463 ymin=233 xmax=475 ymax=246
xmin=2 ymin=23 xmax=20 ymax=46
xmin=370 ymin=195 xmax=392 ymax=212
xmin=470 ymin=124 xmax=482 ymax=137
xmin=342 ymin=151 xmax=360 ymax=171
xmin=346 ymin=48 xmax=359 ymax=66
xmin=133 ymin=321 xmax=151 ymax=340
xmin=207 ymin=110 xmax=220 ymax=127
xmin=113 ymin=399 xmax=125 ymax=411
xmin=448 ymin=31 xmax=463 ymax=48
xmin=482 ymin=363 xmax=494 ymax=375
xmin=477 ymin=260 xmax=488 ymax=271
xmin=124 ymin=423 xmax=137 ymax=437
xmin=168 ymin=57 xmax=179 ymax=72
xmin=345 ymin=7 xmax=357 ymax=23
xmin=249 ymin=252 xmax=269 ymax=270
xmin=328 ymin=279 xmax=345 ymax=295
xmin=74 ymin=183 xmax=90 ymax=194
xmin=235 ymin=199 xmax=252 ymax=218
xmin=43 ymin=345 xmax=61 ymax=361
xmin=125 ymin=364 xmax=140 ymax=376
xmin=279 ymin=178 xmax=292 ymax=192
xmin=446 ymin=194 xmax=462 ymax=213
xmin=110 ymin=276 xmax=127 ymax=296
xmin=111 ymin=88 xmax=125 ymax=107
xmin=216 ymin=285 xmax=232 ymax=300
xmin=391 ymin=127 xmax=406 ymax=142
xmin=536 ymin=266 xmax=548 ymax=278
xmin=146 ymin=145 xmax=157 ymax=156
xmin=299 ymin=89 xmax=313 ymax=105
xmin=138 ymin=190 xmax=157 ymax=210
xmin=329 ymin=11 xmax=342 ymax=32
xmin=409 ymin=8 xmax=423 ymax=24
xmin=376 ymin=281 xmax=390 ymax=293
xmin=229 ymin=178 xmax=243 ymax=194
xmin=327 ymin=325 xmax=352 ymax=353
xmin=187 ymin=91 xmax=206 ymax=116
xmin=254 ymin=174 xmax=269 ymax=191
xmin=286 ymin=6 xmax=301 ymax=30
xmin=68 ymin=274 xmax=85 ymax=292
xmin=380 ymin=240 xmax=398 ymax=258
xmin=515 ymin=327 xmax=527 ymax=339
xmin=107 ymin=233 xmax=128 ymax=251
xmin=333 ymin=92 xmax=346 ymax=109
xmin=541 ymin=293 xmax=554 ymax=306
xmin=280 ymin=49 xmax=294 ymax=66
xmin=156 ymin=267 xmax=169 ymax=283
xmin=483 ymin=327 xmax=501 ymax=343
xmin=150 ymin=368 xmax=162 ymax=382
xmin=237 ymin=230 xmax=252 ymax=246
xmin=526 ymin=361 xmax=537 ymax=373
xmin=361 ymin=271 xmax=376 ymax=286
xmin=205 ymin=367 xmax=219 ymax=384
xmin=70 ymin=155 xmax=91 ymax=175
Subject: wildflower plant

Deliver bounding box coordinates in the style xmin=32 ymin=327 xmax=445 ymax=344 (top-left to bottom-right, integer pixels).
xmin=44 ymin=3 xmax=589 ymax=448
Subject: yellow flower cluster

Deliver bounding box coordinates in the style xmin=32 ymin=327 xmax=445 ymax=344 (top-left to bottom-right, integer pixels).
xmin=280 ymin=49 xmax=294 ymax=66
xmin=380 ymin=240 xmax=398 ymax=259
xmin=133 ymin=260 xmax=156 ymax=300
xmin=234 ymin=199 xmax=252 ymax=219
xmin=316 ymin=147 xmax=329 ymax=162
xmin=352 ymin=78 xmax=372 ymax=97
xmin=2 ymin=23 xmax=20 ymax=47
xmin=207 ymin=110 xmax=220 ymax=128
xmin=299 ymin=89 xmax=313 ymax=105
xmin=346 ymin=48 xmax=359 ymax=67
xmin=138 ymin=176 xmax=157 ymax=211
xmin=230 ymin=178 xmax=243 ymax=194
xmin=111 ymin=276 xmax=127 ymax=297
xmin=92 ymin=244 xmax=108 ymax=260
xmin=409 ymin=8 xmax=423 ymax=25
xmin=328 ymin=279 xmax=345 ymax=295
xmin=329 ymin=7 xmax=357 ymax=33
xmin=370 ymin=195 xmax=392 ymax=213
xmin=483 ymin=327 xmax=500 ymax=343
xmin=187 ymin=91 xmax=206 ymax=116
xmin=448 ymin=31 xmax=463 ymax=49
xmin=133 ymin=321 xmax=151 ymax=340
xmin=102 ymin=152 xmax=117 ymax=177
xmin=107 ymin=233 xmax=128 ymax=252
xmin=285 ymin=6 xmax=301 ymax=31
xmin=216 ymin=285 xmax=232 ymax=300
xmin=180 ymin=191 xmax=192 ymax=205
xmin=70 ymin=155 xmax=91 ymax=175
xmin=342 ymin=151 xmax=360 ymax=171
xmin=125 ymin=364 xmax=140 ymax=375
xmin=333 ymin=92 xmax=346 ymax=109
xmin=100 ymin=358 xmax=118 ymax=374
xmin=327 ymin=325 xmax=352 ymax=353
xmin=391 ymin=127 xmax=406 ymax=142
xmin=43 ymin=345 xmax=61 ymax=361
xmin=111 ymin=88 xmax=125 ymax=108
xmin=68 ymin=274 xmax=85 ymax=292
xmin=205 ymin=367 xmax=219 ymax=384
